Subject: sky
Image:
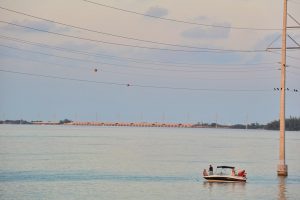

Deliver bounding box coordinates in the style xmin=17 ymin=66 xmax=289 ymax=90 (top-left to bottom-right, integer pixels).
xmin=0 ymin=0 xmax=299 ymax=124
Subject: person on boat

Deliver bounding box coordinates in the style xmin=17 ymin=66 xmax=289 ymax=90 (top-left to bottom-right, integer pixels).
xmin=231 ymin=168 xmax=236 ymax=176
xmin=209 ymin=165 xmax=213 ymax=175
xmin=203 ymin=169 xmax=208 ymax=176
xmin=238 ymin=170 xmax=245 ymax=177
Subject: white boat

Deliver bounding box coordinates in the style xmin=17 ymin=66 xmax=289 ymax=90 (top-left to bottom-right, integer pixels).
xmin=203 ymin=166 xmax=247 ymax=182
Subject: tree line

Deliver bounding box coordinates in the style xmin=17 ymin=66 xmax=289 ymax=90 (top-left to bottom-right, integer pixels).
xmin=228 ymin=117 xmax=300 ymax=131
xmin=264 ymin=117 xmax=300 ymax=131
xmin=194 ymin=117 xmax=300 ymax=131
xmin=1 ymin=117 xmax=300 ymax=131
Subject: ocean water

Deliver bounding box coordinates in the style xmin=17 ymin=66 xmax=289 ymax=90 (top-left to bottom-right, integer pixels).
xmin=0 ymin=125 xmax=299 ymax=200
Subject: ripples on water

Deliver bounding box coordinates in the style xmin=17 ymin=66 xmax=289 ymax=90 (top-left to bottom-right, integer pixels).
xmin=0 ymin=125 xmax=299 ymax=199
xmin=0 ymin=171 xmax=195 ymax=182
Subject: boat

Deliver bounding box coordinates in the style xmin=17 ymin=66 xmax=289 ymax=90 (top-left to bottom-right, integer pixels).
xmin=203 ymin=166 xmax=247 ymax=182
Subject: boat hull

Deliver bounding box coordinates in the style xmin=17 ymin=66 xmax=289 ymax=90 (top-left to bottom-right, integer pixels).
xmin=203 ymin=175 xmax=246 ymax=182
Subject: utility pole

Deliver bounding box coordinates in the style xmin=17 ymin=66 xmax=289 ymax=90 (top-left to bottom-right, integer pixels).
xmin=278 ymin=0 xmax=288 ymax=176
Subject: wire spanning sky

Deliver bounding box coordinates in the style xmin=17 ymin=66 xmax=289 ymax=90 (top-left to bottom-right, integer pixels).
xmin=0 ymin=0 xmax=299 ymax=124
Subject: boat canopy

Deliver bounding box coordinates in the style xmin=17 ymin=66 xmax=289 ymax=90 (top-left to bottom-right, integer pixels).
xmin=217 ymin=166 xmax=235 ymax=169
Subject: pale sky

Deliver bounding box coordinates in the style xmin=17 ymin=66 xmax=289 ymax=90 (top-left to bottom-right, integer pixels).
xmin=0 ymin=0 xmax=299 ymax=124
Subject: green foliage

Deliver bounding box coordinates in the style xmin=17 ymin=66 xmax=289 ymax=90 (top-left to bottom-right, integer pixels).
xmin=231 ymin=124 xmax=246 ymax=129
xmin=193 ymin=116 xmax=300 ymax=131
xmin=0 ymin=120 xmax=31 ymax=124
xmin=59 ymin=119 xmax=72 ymax=124
xmin=248 ymin=123 xmax=264 ymax=129
xmin=265 ymin=117 xmax=300 ymax=131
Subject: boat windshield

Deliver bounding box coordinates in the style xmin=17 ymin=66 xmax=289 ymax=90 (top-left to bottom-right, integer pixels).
xmin=215 ymin=166 xmax=235 ymax=175
xmin=217 ymin=166 xmax=235 ymax=169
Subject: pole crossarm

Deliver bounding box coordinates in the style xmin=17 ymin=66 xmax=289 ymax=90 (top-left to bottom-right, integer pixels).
xmin=287 ymin=26 xmax=300 ymax=29
xmin=287 ymin=13 xmax=300 ymax=26
xmin=266 ymin=34 xmax=300 ymax=50
xmin=267 ymin=47 xmax=300 ymax=50
xmin=288 ymin=35 xmax=300 ymax=47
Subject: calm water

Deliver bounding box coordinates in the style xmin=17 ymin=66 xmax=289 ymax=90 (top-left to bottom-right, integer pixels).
xmin=0 ymin=125 xmax=299 ymax=200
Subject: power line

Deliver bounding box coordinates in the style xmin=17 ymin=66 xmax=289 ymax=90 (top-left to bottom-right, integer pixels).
xmin=0 ymin=44 xmax=278 ymax=73
xmin=289 ymin=0 xmax=300 ymax=5
xmin=0 ymin=20 xmax=267 ymax=53
xmin=0 ymin=20 xmax=205 ymax=52
xmin=0 ymin=6 xmax=237 ymax=50
xmin=0 ymin=52 xmax=88 ymax=70
xmin=0 ymin=53 xmax=278 ymax=81
xmin=0 ymin=68 xmax=274 ymax=93
xmin=0 ymin=68 xmax=125 ymax=86
xmin=0 ymin=6 xmax=278 ymax=52
xmin=0 ymin=35 xmax=278 ymax=69
xmin=290 ymin=65 xmax=300 ymax=69
xmin=267 ymin=50 xmax=300 ymax=61
xmin=101 ymin=68 xmax=280 ymax=81
xmin=82 ymin=0 xmax=281 ymax=31
xmin=287 ymin=69 xmax=300 ymax=76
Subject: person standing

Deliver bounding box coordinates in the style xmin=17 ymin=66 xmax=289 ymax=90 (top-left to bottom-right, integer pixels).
xmin=209 ymin=165 xmax=213 ymax=175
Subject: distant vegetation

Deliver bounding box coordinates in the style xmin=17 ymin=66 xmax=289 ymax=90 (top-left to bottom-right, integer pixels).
xmin=0 ymin=120 xmax=31 ymax=124
xmin=0 ymin=119 xmax=72 ymax=125
xmin=264 ymin=117 xmax=300 ymax=131
xmin=190 ymin=117 xmax=300 ymax=131
xmin=59 ymin=119 xmax=72 ymax=124
xmin=1 ymin=117 xmax=300 ymax=131
xmin=230 ymin=123 xmax=264 ymax=130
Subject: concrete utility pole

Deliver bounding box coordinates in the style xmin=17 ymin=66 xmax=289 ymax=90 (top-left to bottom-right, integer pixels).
xmin=278 ymin=0 xmax=288 ymax=176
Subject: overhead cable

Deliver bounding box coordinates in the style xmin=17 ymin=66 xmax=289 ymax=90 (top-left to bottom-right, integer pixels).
xmin=0 ymin=44 xmax=277 ymax=73
xmin=0 ymin=6 xmax=233 ymax=50
xmin=0 ymin=35 xmax=278 ymax=69
xmin=0 ymin=68 xmax=273 ymax=93
xmin=267 ymin=50 xmax=300 ymax=61
xmin=82 ymin=0 xmax=281 ymax=31
xmin=0 ymin=51 xmax=281 ymax=81
xmin=0 ymin=20 xmax=267 ymax=53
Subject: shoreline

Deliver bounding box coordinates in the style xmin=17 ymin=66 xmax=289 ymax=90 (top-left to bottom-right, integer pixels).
xmin=0 ymin=121 xmax=204 ymax=128
xmin=1 ymin=118 xmax=300 ymax=131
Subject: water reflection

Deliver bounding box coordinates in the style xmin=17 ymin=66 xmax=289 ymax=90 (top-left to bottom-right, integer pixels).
xmin=203 ymin=181 xmax=246 ymax=196
xmin=278 ymin=177 xmax=287 ymax=200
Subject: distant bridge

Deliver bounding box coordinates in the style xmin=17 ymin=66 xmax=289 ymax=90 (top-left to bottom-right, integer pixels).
xmin=65 ymin=121 xmax=197 ymax=128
